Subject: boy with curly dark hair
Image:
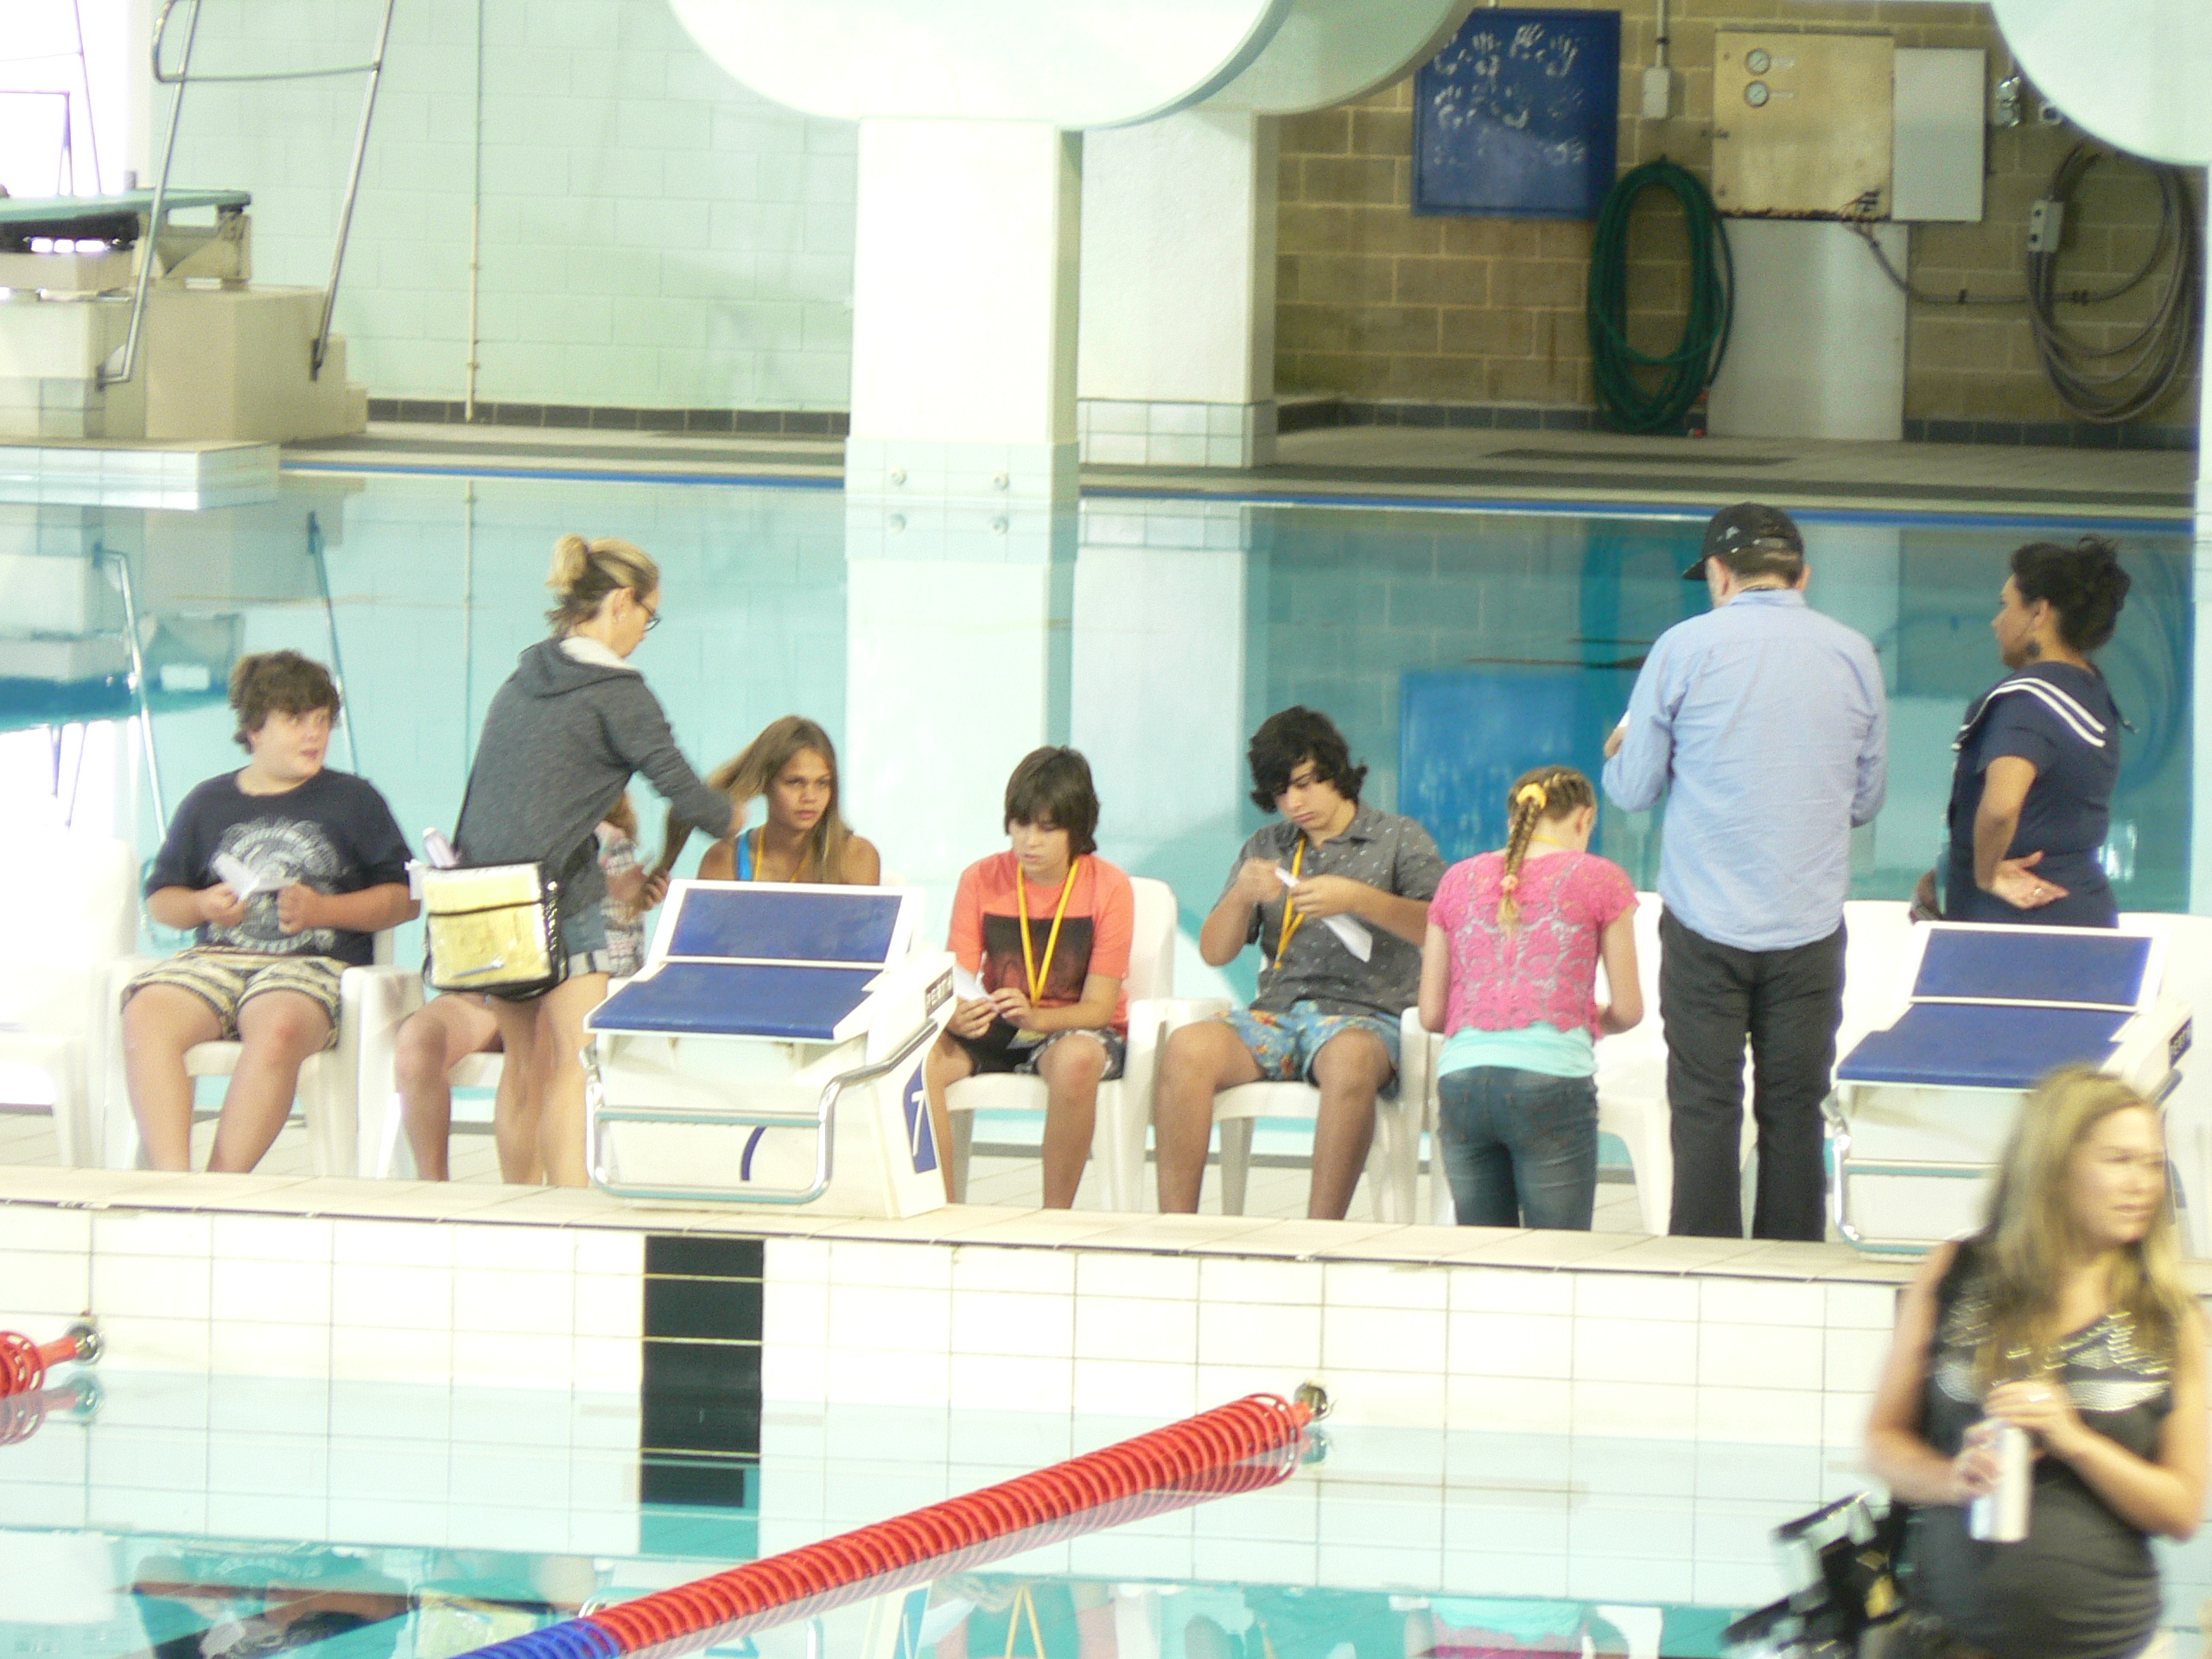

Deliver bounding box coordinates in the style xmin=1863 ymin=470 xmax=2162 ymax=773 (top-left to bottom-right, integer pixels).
xmin=1154 ymin=706 xmax=1445 ymax=1219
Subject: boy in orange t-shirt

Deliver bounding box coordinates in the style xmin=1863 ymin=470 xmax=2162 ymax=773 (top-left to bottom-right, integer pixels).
xmin=925 ymin=747 xmax=1135 ymax=1208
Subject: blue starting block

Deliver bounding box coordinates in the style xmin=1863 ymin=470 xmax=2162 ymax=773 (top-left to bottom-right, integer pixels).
xmin=583 ymin=881 xmax=955 ymax=1215
xmin=1826 ymin=922 xmax=2191 ymax=1255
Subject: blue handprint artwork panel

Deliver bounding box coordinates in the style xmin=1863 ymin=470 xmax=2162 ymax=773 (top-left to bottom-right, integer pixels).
xmin=1414 ymin=9 xmax=1622 ymax=219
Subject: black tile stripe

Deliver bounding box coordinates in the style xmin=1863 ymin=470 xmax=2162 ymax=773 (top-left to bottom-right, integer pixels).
xmin=645 ymin=1276 xmax=764 ymax=1343
xmin=362 ymin=399 xmax=851 ymax=437
xmin=646 ymin=1234 xmax=765 ymax=1281
xmin=640 ymin=1233 xmax=766 ymax=1508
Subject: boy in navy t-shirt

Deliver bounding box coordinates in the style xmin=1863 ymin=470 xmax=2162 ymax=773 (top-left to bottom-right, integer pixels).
xmin=124 ymin=652 xmax=416 ymax=1172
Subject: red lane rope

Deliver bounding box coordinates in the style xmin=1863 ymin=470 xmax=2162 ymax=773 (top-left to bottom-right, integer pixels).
xmin=0 ymin=1325 xmax=96 ymax=1399
xmin=465 ymin=1393 xmax=1313 ymax=1659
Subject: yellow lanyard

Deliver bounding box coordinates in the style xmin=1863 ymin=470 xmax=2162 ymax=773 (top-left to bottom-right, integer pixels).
xmin=1274 ymin=837 xmax=1307 ymax=967
xmin=1018 ymin=859 xmax=1081 ymax=1002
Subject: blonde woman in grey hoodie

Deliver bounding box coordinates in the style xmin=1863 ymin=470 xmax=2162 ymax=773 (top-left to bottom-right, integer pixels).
xmin=457 ymin=534 xmax=734 ymax=1185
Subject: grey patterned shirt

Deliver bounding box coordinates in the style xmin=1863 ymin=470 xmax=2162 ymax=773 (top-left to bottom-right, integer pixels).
xmin=1222 ymin=806 xmax=1446 ymax=1020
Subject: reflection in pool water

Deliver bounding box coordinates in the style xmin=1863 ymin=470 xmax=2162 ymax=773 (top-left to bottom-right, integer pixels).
xmin=1 ymin=481 xmax=2192 ymax=1005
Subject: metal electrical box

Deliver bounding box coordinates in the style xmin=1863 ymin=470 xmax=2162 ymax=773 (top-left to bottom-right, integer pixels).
xmin=1713 ymin=32 xmax=1894 ymax=218
xmin=1892 ymin=48 xmax=1986 ymax=221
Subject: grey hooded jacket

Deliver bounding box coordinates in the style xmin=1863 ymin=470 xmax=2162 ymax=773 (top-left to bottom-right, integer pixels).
xmin=455 ymin=639 xmax=734 ymax=917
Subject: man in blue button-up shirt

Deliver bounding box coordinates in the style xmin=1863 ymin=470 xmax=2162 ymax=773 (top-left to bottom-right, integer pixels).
xmin=1603 ymin=503 xmax=1887 ymax=1241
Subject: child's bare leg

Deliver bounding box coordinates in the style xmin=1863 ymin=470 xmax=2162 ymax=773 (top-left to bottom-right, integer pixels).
xmin=122 ymin=986 xmax=224 ymax=1171
xmin=395 ymin=994 xmax=500 ymax=1180
xmin=209 ymin=990 xmax=334 ymax=1173
xmin=923 ymin=1031 xmax=976 ymax=1201
xmin=1035 ymin=1035 xmax=1109 ymax=1210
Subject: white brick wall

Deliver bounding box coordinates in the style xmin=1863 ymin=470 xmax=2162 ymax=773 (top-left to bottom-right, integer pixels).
xmin=167 ymin=0 xmax=855 ymax=409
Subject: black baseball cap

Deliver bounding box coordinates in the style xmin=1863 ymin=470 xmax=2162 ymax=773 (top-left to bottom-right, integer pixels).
xmin=1682 ymin=501 xmax=1805 ymax=580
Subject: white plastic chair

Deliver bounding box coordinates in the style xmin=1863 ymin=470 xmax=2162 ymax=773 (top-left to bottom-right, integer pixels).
xmin=0 ymin=830 xmax=137 ymax=1166
xmin=942 ymin=874 xmax=1178 ymax=1209
xmin=95 ymin=930 xmax=413 ymax=1175
xmin=1141 ymin=998 xmax=1424 ymax=1223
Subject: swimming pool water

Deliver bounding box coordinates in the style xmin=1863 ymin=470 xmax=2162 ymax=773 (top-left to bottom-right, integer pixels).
xmin=4 ymin=1371 xmax=2209 ymax=1659
xmin=3 ymin=476 xmax=2195 ymax=1006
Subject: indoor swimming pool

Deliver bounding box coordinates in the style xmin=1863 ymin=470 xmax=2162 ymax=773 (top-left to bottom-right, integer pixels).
xmin=1 ymin=474 xmax=2202 ymax=1658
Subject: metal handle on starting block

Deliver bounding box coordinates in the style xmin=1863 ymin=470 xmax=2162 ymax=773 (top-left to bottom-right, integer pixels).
xmin=1825 ymin=1092 xmax=1995 ymax=1257
xmin=585 ymin=1019 xmax=938 ymax=1205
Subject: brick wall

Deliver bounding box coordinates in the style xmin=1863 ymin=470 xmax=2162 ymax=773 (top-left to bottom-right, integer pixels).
xmin=1276 ymin=0 xmax=2204 ymax=435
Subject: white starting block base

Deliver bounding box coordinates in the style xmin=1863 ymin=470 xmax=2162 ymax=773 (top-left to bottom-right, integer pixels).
xmin=585 ymin=881 xmax=953 ymax=1220
xmin=588 ymin=1011 xmax=949 ymax=1219
xmin=1828 ymin=922 xmax=2190 ymax=1254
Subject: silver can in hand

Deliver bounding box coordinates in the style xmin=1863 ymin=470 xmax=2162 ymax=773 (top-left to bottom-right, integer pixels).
xmin=1968 ymin=1421 xmax=2031 ymax=1542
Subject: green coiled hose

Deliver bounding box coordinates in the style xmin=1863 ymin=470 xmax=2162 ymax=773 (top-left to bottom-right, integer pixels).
xmin=1586 ymin=159 xmax=1734 ymax=433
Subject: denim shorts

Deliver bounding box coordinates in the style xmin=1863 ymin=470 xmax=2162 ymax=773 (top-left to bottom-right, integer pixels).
xmin=1220 ymin=1001 xmax=1401 ymax=1092
xmin=556 ymin=899 xmax=614 ymax=979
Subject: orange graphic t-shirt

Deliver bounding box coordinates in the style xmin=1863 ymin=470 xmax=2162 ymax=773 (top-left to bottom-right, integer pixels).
xmin=948 ymin=852 xmax=1135 ymax=1033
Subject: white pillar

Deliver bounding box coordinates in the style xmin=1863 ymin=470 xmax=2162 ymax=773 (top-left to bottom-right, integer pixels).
xmin=1071 ymin=499 xmax=1250 ymax=1001
xmin=1076 ymin=111 xmax=1278 ymax=468
xmin=842 ymin=512 xmax=1077 ymax=935
xmin=847 ymin=118 xmax=1083 ymax=518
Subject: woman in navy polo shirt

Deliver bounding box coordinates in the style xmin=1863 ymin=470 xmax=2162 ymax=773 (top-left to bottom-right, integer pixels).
xmin=1941 ymin=536 xmax=2131 ymax=927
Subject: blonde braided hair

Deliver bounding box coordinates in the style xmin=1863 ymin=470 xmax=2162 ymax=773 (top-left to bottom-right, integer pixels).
xmin=1497 ymin=765 xmax=1597 ymax=930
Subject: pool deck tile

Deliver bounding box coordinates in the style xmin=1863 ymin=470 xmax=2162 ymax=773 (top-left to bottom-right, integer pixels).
xmin=0 ymin=1169 xmax=1920 ymax=1286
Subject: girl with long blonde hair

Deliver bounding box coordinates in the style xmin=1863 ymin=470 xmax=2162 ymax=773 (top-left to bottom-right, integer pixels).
xmin=1416 ymin=765 xmax=1641 ymax=1230
xmin=1866 ymin=1067 xmax=2206 ymax=1659
xmin=656 ymin=715 xmax=880 ymax=887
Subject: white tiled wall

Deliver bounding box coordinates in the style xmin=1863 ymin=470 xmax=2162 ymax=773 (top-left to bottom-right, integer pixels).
xmin=167 ymin=0 xmax=855 ymax=409
xmin=762 ymin=1236 xmax=1897 ymax=1448
xmin=1077 ymin=399 xmax=1277 ymax=469
xmin=0 ymin=1203 xmax=642 ymax=1394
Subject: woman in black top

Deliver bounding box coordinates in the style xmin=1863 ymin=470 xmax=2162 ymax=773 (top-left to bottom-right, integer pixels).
xmin=1866 ymin=1066 xmax=2206 ymax=1659
xmin=1940 ymin=537 xmax=2130 ymax=925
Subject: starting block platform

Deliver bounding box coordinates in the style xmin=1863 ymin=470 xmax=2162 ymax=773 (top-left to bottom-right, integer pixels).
xmin=583 ymin=880 xmax=954 ymax=1217
xmin=1826 ymin=922 xmax=2191 ymax=1254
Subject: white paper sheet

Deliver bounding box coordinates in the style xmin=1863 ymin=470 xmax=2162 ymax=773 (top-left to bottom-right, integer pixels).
xmin=1274 ymin=862 xmax=1374 ymax=962
xmin=212 ymin=853 xmax=282 ymax=901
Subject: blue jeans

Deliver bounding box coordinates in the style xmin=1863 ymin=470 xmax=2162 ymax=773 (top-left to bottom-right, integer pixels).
xmin=1436 ymin=1066 xmax=1599 ymax=1230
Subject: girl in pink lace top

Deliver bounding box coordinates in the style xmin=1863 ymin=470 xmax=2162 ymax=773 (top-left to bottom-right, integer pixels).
xmin=1417 ymin=766 xmax=1643 ymax=1230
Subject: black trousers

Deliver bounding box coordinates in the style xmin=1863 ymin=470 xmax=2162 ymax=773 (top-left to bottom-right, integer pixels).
xmin=1659 ymin=910 xmax=1846 ymax=1241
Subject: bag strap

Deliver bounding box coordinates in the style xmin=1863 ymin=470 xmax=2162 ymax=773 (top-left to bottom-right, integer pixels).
xmin=448 ymin=760 xmax=599 ymax=890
